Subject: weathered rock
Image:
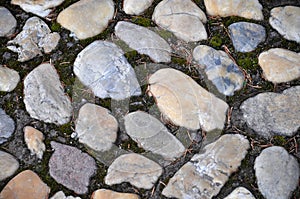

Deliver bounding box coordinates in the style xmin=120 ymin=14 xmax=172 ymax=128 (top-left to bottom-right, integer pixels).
xmin=255 ymin=146 xmax=299 ymax=199
xmin=11 ymin=0 xmax=65 ymax=17
xmin=148 ymin=68 xmax=228 ymax=131
xmin=105 ymin=153 xmax=163 ymax=189
xmin=7 ymin=17 xmax=60 ymax=62
xmin=123 ymin=0 xmax=153 ymax=15
xmin=162 ymin=134 xmax=250 ymax=199
xmin=50 ymin=191 xmax=81 ymax=199
xmin=91 ymin=189 xmax=139 ymax=199
xmin=204 ymin=0 xmax=263 ymax=20
xmin=241 ymin=86 xmax=300 ymax=138
xmin=193 ymin=45 xmax=245 ymax=96
xmin=0 ymin=65 xmax=20 ymax=92
xmin=0 ymin=170 xmax=50 ymax=199
xmin=73 ymin=40 xmax=141 ymax=100
xmin=0 ymin=108 xmax=15 ymax=144
xmin=0 ymin=7 xmax=16 ymax=37
xmin=152 ymin=0 xmax=207 ymax=42
xmin=49 ymin=141 xmax=96 ymax=194
xmin=224 ymin=187 xmax=255 ymax=199
xmin=258 ymin=48 xmax=300 ymax=83
xmin=24 ymin=63 xmax=72 ymax=125
xmin=57 ymin=0 xmax=114 ymax=40
xmin=75 ymin=103 xmax=118 ymax=152
xmin=115 ymin=21 xmax=171 ymax=63
xmin=0 ymin=151 xmax=19 ymax=181
xmin=229 ymin=22 xmax=266 ymax=52
xmin=24 ymin=126 xmax=46 ymax=159
xmin=269 ymin=6 xmax=300 ymax=43
xmin=124 ymin=111 xmax=185 ymax=161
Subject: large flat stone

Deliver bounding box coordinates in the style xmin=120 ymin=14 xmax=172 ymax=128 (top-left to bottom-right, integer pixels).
xmin=0 ymin=108 xmax=15 ymax=144
xmin=123 ymin=0 xmax=154 ymax=15
xmin=0 ymin=7 xmax=16 ymax=37
xmin=0 ymin=65 xmax=20 ymax=92
xmin=0 ymin=151 xmax=19 ymax=181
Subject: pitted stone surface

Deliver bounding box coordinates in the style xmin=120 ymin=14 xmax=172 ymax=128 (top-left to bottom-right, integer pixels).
xmin=0 ymin=7 xmax=16 ymax=37
xmin=24 ymin=126 xmax=45 ymax=159
xmin=91 ymin=189 xmax=140 ymax=199
xmin=0 ymin=65 xmax=20 ymax=92
xmin=123 ymin=0 xmax=154 ymax=15
xmin=0 ymin=151 xmax=19 ymax=181
xmin=0 ymin=108 xmax=15 ymax=144
xmin=224 ymin=187 xmax=255 ymax=199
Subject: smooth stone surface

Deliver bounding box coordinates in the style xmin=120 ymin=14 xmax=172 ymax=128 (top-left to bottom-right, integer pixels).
xmin=49 ymin=141 xmax=97 ymax=194
xmin=224 ymin=187 xmax=255 ymax=199
xmin=193 ymin=45 xmax=245 ymax=96
xmin=11 ymin=0 xmax=65 ymax=17
xmin=0 ymin=108 xmax=15 ymax=144
xmin=229 ymin=22 xmax=266 ymax=52
xmin=50 ymin=191 xmax=81 ymax=199
xmin=124 ymin=111 xmax=185 ymax=161
xmin=105 ymin=153 xmax=163 ymax=189
xmin=204 ymin=0 xmax=263 ymax=20
xmin=0 ymin=151 xmax=19 ymax=181
xmin=0 ymin=7 xmax=17 ymax=37
xmin=255 ymin=146 xmax=299 ymax=199
xmin=0 ymin=170 xmax=50 ymax=199
xmin=24 ymin=63 xmax=72 ymax=125
xmin=75 ymin=103 xmax=118 ymax=152
xmin=241 ymin=86 xmax=300 ymax=138
xmin=7 ymin=17 xmax=60 ymax=62
xmin=269 ymin=6 xmax=300 ymax=43
xmin=148 ymin=68 xmax=228 ymax=131
xmin=162 ymin=134 xmax=250 ymax=199
xmin=24 ymin=126 xmax=45 ymax=159
xmin=152 ymin=0 xmax=207 ymax=42
xmin=115 ymin=21 xmax=171 ymax=63
xmin=123 ymin=0 xmax=153 ymax=15
xmin=73 ymin=40 xmax=141 ymax=100
xmin=57 ymin=0 xmax=114 ymax=40
xmin=0 ymin=65 xmax=20 ymax=92
xmin=91 ymin=189 xmax=139 ymax=199
xmin=258 ymin=48 xmax=300 ymax=83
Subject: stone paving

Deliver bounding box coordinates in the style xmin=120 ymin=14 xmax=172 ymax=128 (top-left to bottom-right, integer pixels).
xmin=0 ymin=0 xmax=300 ymax=199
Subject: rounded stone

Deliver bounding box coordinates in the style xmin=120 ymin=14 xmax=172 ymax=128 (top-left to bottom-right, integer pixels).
xmin=0 ymin=7 xmax=16 ymax=37
xmin=0 ymin=108 xmax=15 ymax=144
xmin=0 ymin=65 xmax=20 ymax=92
xmin=0 ymin=151 xmax=19 ymax=181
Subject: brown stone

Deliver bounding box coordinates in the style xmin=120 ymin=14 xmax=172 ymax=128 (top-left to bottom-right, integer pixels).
xmin=24 ymin=126 xmax=45 ymax=159
xmin=91 ymin=189 xmax=139 ymax=199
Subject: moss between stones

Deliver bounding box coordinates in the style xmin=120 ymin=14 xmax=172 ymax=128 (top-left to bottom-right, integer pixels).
xmin=120 ymin=139 xmax=146 ymax=154
xmin=209 ymin=35 xmax=223 ymax=48
xmin=50 ymin=22 xmax=61 ymax=32
xmin=131 ymin=16 xmax=153 ymax=27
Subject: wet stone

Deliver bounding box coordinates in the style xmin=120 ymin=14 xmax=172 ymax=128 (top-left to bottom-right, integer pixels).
xmin=50 ymin=191 xmax=81 ymax=199
xmin=255 ymin=146 xmax=299 ymax=199
xmin=123 ymin=0 xmax=154 ymax=15
xmin=193 ymin=45 xmax=245 ymax=96
xmin=148 ymin=68 xmax=228 ymax=131
xmin=24 ymin=126 xmax=45 ymax=159
xmin=0 ymin=65 xmax=20 ymax=92
xmin=115 ymin=21 xmax=171 ymax=63
xmin=49 ymin=141 xmax=97 ymax=194
xmin=0 ymin=108 xmax=15 ymax=144
xmin=241 ymin=86 xmax=300 ymax=138
xmin=258 ymin=48 xmax=300 ymax=83
xmin=7 ymin=17 xmax=60 ymax=62
xmin=224 ymin=187 xmax=255 ymax=199
xmin=24 ymin=63 xmax=72 ymax=125
xmin=229 ymin=22 xmax=266 ymax=52
xmin=124 ymin=111 xmax=185 ymax=161
xmin=269 ymin=6 xmax=300 ymax=43
xmin=73 ymin=40 xmax=141 ymax=100
xmin=105 ymin=153 xmax=163 ymax=189
xmin=0 ymin=151 xmax=19 ymax=181
xmin=152 ymin=0 xmax=207 ymax=42
xmin=57 ymin=0 xmax=114 ymax=40
xmin=91 ymin=189 xmax=140 ymax=199
xmin=75 ymin=103 xmax=118 ymax=152
xmin=0 ymin=170 xmax=50 ymax=199
xmin=162 ymin=134 xmax=250 ymax=199
xmin=0 ymin=7 xmax=17 ymax=37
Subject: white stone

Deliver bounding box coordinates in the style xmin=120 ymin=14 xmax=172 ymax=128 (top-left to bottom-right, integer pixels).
xmin=0 ymin=65 xmax=20 ymax=92
xmin=123 ymin=0 xmax=154 ymax=15
xmin=224 ymin=187 xmax=255 ymax=199
xmin=50 ymin=191 xmax=81 ymax=199
xmin=24 ymin=126 xmax=46 ymax=159
xmin=0 ymin=7 xmax=17 ymax=37
xmin=91 ymin=189 xmax=139 ymax=199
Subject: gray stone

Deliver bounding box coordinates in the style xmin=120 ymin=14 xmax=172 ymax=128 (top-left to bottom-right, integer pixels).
xmin=73 ymin=40 xmax=141 ymax=100
xmin=241 ymin=86 xmax=300 ymax=138
xmin=7 ymin=17 xmax=60 ymax=62
xmin=49 ymin=141 xmax=97 ymax=194
xmin=24 ymin=126 xmax=45 ymax=159
xmin=0 ymin=65 xmax=20 ymax=92
xmin=24 ymin=63 xmax=72 ymax=125
xmin=123 ymin=0 xmax=153 ymax=15
xmin=162 ymin=134 xmax=250 ymax=199
xmin=224 ymin=187 xmax=255 ymax=199
xmin=255 ymin=146 xmax=299 ymax=199
xmin=193 ymin=45 xmax=245 ymax=96
xmin=75 ymin=103 xmax=118 ymax=152
xmin=50 ymin=191 xmax=81 ymax=199
xmin=152 ymin=0 xmax=207 ymax=42
xmin=115 ymin=21 xmax=171 ymax=63
xmin=105 ymin=153 xmax=163 ymax=189
xmin=0 ymin=108 xmax=15 ymax=144
xmin=57 ymin=0 xmax=114 ymax=40
xmin=0 ymin=151 xmax=19 ymax=181
xmin=124 ymin=111 xmax=185 ymax=161
xmin=0 ymin=7 xmax=17 ymax=37
xmin=269 ymin=6 xmax=300 ymax=43
xmin=229 ymin=22 xmax=266 ymax=52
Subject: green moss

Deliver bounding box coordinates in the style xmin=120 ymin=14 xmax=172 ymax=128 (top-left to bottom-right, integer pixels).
xmin=157 ymin=29 xmax=174 ymax=40
xmin=51 ymin=22 xmax=61 ymax=32
xmin=124 ymin=50 xmax=138 ymax=62
xmin=223 ymin=16 xmax=253 ymax=27
xmin=209 ymin=35 xmax=223 ymax=48
xmin=272 ymin=135 xmax=286 ymax=146
xmin=236 ymin=52 xmax=259 ymax=71
xmin=171 ymin=57 xmax=186 ymax=66
xmin=131 ymin=16 xmax=153 ymax=27
xmin=57 ymin=123 xmax=73 ymax=136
